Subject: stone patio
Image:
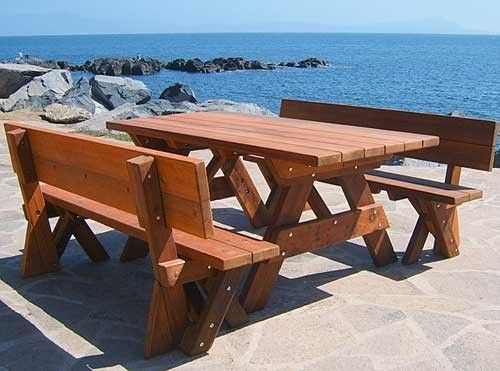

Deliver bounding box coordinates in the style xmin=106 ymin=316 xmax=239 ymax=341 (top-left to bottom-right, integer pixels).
xmin=1 ymin=118 xmax=500 ymax=370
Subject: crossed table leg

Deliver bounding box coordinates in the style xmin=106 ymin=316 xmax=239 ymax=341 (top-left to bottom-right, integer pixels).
xmin=124 ymin=135 xmax=397 ymax=320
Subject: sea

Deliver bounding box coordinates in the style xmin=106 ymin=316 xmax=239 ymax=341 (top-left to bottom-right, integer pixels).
xmin=0 ymin=33 xmax=499 ymax=122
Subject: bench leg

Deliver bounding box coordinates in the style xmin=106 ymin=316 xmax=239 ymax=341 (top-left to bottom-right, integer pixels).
xmin=180 ymin=268 xmax=244 ymax=355
xmin=22 ymin=220 xmax=61 ymax=278
xmin=428 ymin=203 xmax=460 ymax=259
xmin=70 ymin=215 xmax=109 ymax=262
xmin=144 ymin=280 xmax=189 ymax=358
xmin=402 ymin=215 xmax=429 ymax=264
xmin=120 ymin=236 xmax=149 ymax=262
xmin=339 ymin=174 xmax=397 ymax=267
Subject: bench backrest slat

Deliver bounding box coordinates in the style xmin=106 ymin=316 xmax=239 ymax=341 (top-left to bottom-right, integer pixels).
xmin=5 ymin=122 xmax=214 ymax=239
xmin=280 ymin=99 xmax=499 ymax=171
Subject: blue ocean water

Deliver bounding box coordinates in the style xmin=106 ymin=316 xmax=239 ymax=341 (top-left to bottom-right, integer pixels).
xmin=0 ymin=33 xmax=499 ymax=120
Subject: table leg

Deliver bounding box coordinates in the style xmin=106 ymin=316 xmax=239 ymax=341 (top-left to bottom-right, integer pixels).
xmin=337 ymin=173 xmax=397 ymax=266
xmin=240 ymin=180 xmax=314 ymax=313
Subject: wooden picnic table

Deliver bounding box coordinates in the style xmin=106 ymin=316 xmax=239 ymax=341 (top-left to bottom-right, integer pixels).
xmin=107 ymin=111 xmax=439 ymax=313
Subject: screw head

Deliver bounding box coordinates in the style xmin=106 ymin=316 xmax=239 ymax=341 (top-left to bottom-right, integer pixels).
xmin=207 ymin=265 xmax=212 ymax=270
xmin=226 ymin=286 xmax=231 ymax=292
xmin=209 ymin=322 xmax=215 ymax=329
xmin=281 ymin=251 xmax=286 ymax=257
xmin=312 ymin=173 xmax=316 ymax=178
xmin=35 ymin=210 xmax=41 ymax=216
xmin=288 ymin=232 xmax=293 ymax=238
xmin=244 ymin=189 xmax=250 ymax=194
xmin=333 ymin=220 xmax=338 ymax=225
xmin=156 ymin=216 xmax=161 ymax=221
xmin=288 ymin=167 xmax=293 ymax=172
xmin=147 ymin=174 xmax=151 ymax=179
xmin=354 ymin=165 xmax=359 ymax=170
xmin=199 ymin=342 xmax=205 ymax=347
xmin=437 ymin=204 xmax=441 ymax=208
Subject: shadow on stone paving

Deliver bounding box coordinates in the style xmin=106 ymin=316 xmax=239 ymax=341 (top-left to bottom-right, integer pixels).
xmin=0 ymin=220 xmax=440 ymax=370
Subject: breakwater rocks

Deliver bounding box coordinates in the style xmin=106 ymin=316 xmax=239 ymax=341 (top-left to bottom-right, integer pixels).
xmin=9 ymin=55 xmax=329 ymax=76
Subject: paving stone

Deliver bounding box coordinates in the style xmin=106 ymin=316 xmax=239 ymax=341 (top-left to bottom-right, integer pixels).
xmin=444 ymin=331 xmax=500 ymax=371
xmin=339 ymin=304 xmax=406 ymax=333
xmin=407 ymin=310 xmax=471 ymax=345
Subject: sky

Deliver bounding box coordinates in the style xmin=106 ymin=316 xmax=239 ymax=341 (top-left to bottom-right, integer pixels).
xmin=1 ymin=0 xmax=499 ymax=36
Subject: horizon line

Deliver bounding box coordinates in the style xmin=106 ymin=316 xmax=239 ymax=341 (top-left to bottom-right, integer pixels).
xmin=1 ymin=31 xmax=499 ymax=38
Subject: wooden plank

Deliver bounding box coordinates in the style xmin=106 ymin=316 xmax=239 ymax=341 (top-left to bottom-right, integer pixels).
xmin=127 ymin=155 xmax=179 ymax=287
xmin=144 ymin=280 xmax=189 ymax=358
xmin=69 ymin=213 xmax=110 ymax=262
xmin=108 ymin=119 xmax=341 ymax=166
xmin=402 ymin=215 xmax=429 ymax=265
xmin=209 ymin=176 xmax=235 ymax=200
xmin=5 ymin=122 xmax=214 ymax=239
xmin=5 ymin=128 xmax=60 ymax=277
xmin=120 ymin=236 xmax=149 ymax=262
xmin=164 ymin=114 xmax=388 ymax=158
xmin=365 ymin=170 xmax=483 ymax=205
xmin=280 ymin=99 xmax=499 ymax=171
xmin=219 ymin=155 xmax=269 ymax=228
xmin=198 ymin=111 xmax=434 ymax=152
xmin=446 ymin=165 xmax=462 ymax=185
xmin=274 ymin=204 xmax=389 ymax=256
xmin=280 ymin=98 xmax=498 ymax=147
xmin=213 ymin=228 xmax=280 ymax=263
xmin=173 ymin=230 xmax=252 ymax=271
xmin=307 ymin=186 xmax=331 ymax=219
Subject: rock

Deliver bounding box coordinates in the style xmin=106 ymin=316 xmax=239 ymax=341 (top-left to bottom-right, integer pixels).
xmin=61 ymin=77 xmax=98 ymax=114
xmin=0 ymin=69 xmax=73 ymax=112
xmin=80 ymin=57 xmax=164 ymax=76
xmin=159 ymin=83 xmax=197 ymax=103
xmin=75 ymin=99 xmax=274 ymax=133
xmin=297 ymin=58 xmax=329 ymax=68
xmin=166 ymin=59 xmax=186 ymax=71
xmin=0 ymin=63 xmax=50 ymax=98
xmin=42 ymin=103 xmax=91 ymax=124
xmin=184 ymin=59 xmax=205 ymax=73
xmin=197 ymin=99 xmax=275 ymax=116
xmin=90 ymin=75 xmax=151 ymax=110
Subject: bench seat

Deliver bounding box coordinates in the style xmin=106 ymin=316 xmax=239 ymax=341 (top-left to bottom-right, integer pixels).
xmin=42 ymin=184 xmax=278 ymax=271
xmin=364 ymin=170 xmax=483 ymax=205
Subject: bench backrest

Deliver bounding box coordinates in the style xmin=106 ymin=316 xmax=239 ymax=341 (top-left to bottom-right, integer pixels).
xmin=4 ymin=122 xmax=214 ymax=238
xmin=280 ymin=99 xmax=499 ymax=171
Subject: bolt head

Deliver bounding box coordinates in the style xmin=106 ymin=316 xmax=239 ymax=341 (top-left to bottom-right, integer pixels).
xmin=312 ymin=173 xmax=316 ymax=178
xmin=288 ymin=167 xmax=293 ymax=172
xmin=281 ymin=251 xmax=286 ymax=256
xmin=207 ymin=265 xmax=212 ymax=270
xmin=437 ymin=204 xmax=441 ymax=208
xmin=199 ymin=342 xmax=205 ymax=347
xmin=147 ymin=174 xmax=151 ymax=179
xmin=288 ymin=232 xmax=293 ymax=238
xmin=209 ymin=322 xmax=215 ymax=329
xmin=333 ymin=220 xmax=338 ymax=225
xmin=226 ymin=286 xmax=231 ymax=292
xmin=156 ymin=216 xmax=161 ymax=221
xmin=354 ymin=165 xmax=359 ymax=170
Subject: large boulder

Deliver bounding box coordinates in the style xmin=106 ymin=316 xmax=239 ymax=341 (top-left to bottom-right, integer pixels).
xmin=197 ymin=100 xmax=275 ymax=116
xmin=42 ymin=103 xmax=91 ymax=124
xmin=61 ymin=77 xmax=98 ymax=114
xmin=0 ymin=63 xmax=50 ymax=98
xmin=159 ymin=83 xmax=197 ymax=103
xmin=0 ymin=69 xmax=72 ymax=112
xmin=80 ymin=57 xmax=164 ymax=76
xmin=90 ymin=75 xmax=151 ymax=110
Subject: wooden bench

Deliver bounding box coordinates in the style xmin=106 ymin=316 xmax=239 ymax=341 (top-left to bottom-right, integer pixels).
xmin=4 ymin=122 xmax=279 ymax=357
xmin=276 ymin=99 xmax=499 ymax=264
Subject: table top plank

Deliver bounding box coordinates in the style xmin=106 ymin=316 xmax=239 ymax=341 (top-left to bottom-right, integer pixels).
xmin=108 ymin=111 xmax=440 ymax=167
xmin=202 ymin=112 xmax=439 ymax=150
xmin=133 ymin=117 xmax=383 ymax=160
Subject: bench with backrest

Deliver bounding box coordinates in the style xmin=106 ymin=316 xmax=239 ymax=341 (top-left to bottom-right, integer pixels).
xmin=275 ymin=99 xmax=498 ymax=264
xmin=4 ymin=122 xmax=279 ymax=357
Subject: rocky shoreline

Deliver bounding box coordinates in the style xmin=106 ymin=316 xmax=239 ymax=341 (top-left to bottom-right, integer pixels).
xmin=8 ymin=55 xmax=330 ymax=76
xmin=0 ymin=63 xmax=275 ymax=130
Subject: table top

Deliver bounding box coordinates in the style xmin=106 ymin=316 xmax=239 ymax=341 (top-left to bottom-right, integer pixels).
xmin=107 ymin=111 xmax=439 ymax=167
